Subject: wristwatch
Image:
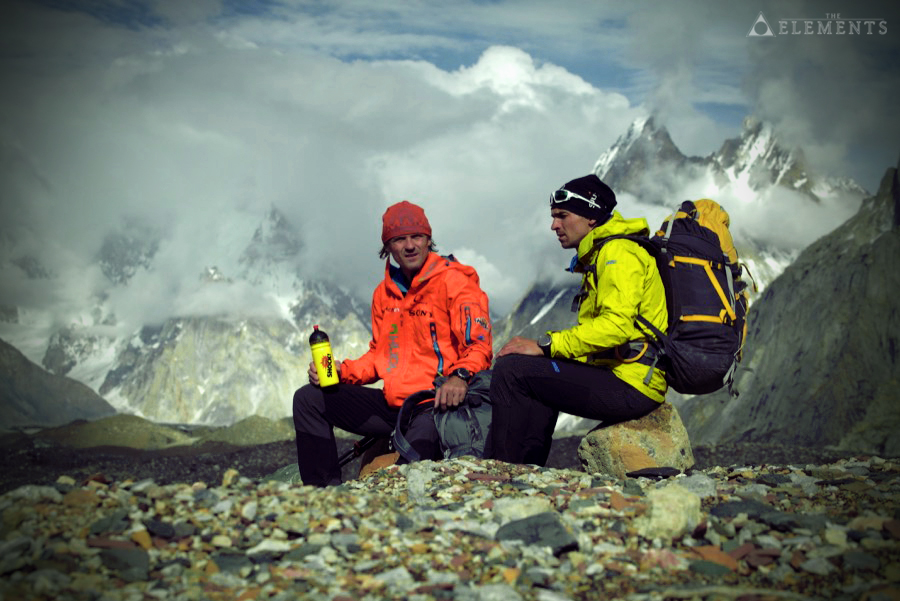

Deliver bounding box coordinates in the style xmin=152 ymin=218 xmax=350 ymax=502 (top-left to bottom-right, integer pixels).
xmin=537 ymin=333 xmax=552 ymax=357
xmin=450 ymin=367 xmax=472 ymax=382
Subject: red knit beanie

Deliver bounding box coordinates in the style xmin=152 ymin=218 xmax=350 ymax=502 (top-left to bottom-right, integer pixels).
xmin=381 ymin=201 xmax=432 ymax=243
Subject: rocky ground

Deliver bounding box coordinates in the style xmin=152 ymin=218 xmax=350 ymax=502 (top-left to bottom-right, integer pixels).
xmin=1 ymin=416 xmax=898 ymax=600
xmin=0 ymin=415 xmax=865 ymax=497
xmin=0 ymin=435 xmax=863 ymax=498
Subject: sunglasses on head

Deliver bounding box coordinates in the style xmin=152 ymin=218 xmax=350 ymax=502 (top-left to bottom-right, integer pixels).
xmin=550 ymin=188 xmax=603 ymax=210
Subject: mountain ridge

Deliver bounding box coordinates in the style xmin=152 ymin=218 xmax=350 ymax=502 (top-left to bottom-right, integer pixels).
xmin=496 ymin=115 xmax=875 ymax=434
xmin=0 ymin=115 xmax=880 ymax=436
xmin=674 ymin=157 xmax=900 ymax=456
xmin=495 ymin=114 xmax=864 ymax=358
xmin=0 ymin=337 xmax=116 ymax=430
xmin=2 ymin=205 xmax=373 ymax=426
xmin=595 ymin=115 xmax=868 ymax=204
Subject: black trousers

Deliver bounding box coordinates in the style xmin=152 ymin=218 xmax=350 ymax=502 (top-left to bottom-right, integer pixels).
xmin=292 ymin=383 xmax=440 ymax=487
xmin=489 ymin=354 xmax=661 ymax=466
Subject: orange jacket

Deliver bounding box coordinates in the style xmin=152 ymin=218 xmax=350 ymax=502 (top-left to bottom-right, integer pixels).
xmin=340 ymin=252 xmax=493 ymax=407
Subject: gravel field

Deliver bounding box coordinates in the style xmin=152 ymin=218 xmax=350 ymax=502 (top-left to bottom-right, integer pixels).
xmin=0 ymin=439 xmax=896 ymax=601
xmin=0 ymin=427 xmax=863 ymax=495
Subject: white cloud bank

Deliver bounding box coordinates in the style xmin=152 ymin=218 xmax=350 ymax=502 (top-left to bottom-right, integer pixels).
xmin=0 ymin=0 xmax=897 ymax=336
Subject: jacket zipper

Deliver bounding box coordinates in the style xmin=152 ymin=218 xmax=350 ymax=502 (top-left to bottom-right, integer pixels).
xmin=463 ymin=306 xmax=473 ymax=345
xmin=429 ymin=322 xmax=444 ymax=375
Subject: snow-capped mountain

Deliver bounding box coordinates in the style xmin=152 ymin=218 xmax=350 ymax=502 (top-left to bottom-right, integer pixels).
xmin=238 ymin=206 xmax=303 ymax=287
xmin=592 ymin=115 xmax=706 ymax=199
xmin=95 ymin=307 xmax=369 ymax=425
xmin=593 ymin=116 xmax=866 ymax=298
xmin=1 ymin=206 xmax=372 ymax=426
xmin=97 ymin=220 xmax=160 ymax=285
xmin=594 ymin=115 xmax=867 ymax=206
xmin=0 ymin=113 xmax=879 ymax=435
xmin=496 ymin=115 xmax=870 ymax=432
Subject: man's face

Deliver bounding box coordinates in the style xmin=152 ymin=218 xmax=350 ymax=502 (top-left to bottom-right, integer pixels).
xmin=551 ymin=208 xmax=595 ymax=249
xmin=388 ymin=233 xmax=430 ymax=276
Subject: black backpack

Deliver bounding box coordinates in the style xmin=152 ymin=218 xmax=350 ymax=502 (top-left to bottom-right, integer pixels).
xmin=592 ymin=200 xmax=751 ymax=396
xmin=391 ymin=371 xmax=493 ymax=461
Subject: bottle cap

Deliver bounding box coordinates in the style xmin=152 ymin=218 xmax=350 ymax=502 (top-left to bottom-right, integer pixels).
xmin=309 ymin=325 xmax=329 ymax=344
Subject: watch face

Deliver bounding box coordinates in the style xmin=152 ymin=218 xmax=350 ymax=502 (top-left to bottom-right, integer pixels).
xmin=538 ymin=334 xmax=552 ymax=357
xmin=454 ymin=368 xmax=471 ymax=380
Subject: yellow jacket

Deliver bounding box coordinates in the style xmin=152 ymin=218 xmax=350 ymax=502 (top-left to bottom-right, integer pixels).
xmin=548 ymin=211 xmax=668 ymax=402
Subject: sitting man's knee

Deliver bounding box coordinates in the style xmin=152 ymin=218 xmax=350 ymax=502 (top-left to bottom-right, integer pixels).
xmin=293 ymin=384 xmax=322 ymax=411
xmin=493 ymin=354 xmax=515 ymax=373
xmin=493 ymin=353 xmax=531 ymax=378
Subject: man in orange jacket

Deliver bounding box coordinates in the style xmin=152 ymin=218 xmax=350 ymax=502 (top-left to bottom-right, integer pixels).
xmin=293 ymin=201 xmax=493 ymax=486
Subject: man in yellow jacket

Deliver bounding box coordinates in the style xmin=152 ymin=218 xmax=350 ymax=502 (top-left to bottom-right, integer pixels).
xmin=490 ymin=174 xmax=667 ymax=466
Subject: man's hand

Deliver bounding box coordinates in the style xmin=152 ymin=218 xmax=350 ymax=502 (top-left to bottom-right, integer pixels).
xmin=434 ymin=375 xmax=468 ymax=411
xmin=308 ymin=360 xmax=342 ymax=386
xmin=497 ymin=336 xmax=543 ymax=357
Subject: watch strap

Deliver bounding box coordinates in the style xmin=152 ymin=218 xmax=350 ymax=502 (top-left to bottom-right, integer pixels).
xmin=538 ymin=333 xmax=552 ymax=357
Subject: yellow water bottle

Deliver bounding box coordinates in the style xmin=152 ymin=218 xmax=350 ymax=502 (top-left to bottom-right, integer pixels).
xmin=309 ymin=325 xmax=339 ymax=388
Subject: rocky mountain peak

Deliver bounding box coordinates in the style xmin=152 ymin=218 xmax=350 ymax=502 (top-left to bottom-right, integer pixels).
xmin=593 ymin=115 xmax=691 ymax=194
xmin=200 ymin=266 xmax=231 ymax=283
xmin=841 ymin=159 xmax=899 ymax=246
xmin=97 ymin=221 xmax=160 ymax=285
xmin=593 ymin=114 xmax=866 ymax=207
xmin=893 ymin=157 xmax=900 ymax=228
xmin=16 ymin=197 xmax=374 ymax=427
xmin=237 ymin=205 xmax=304 ymax=289
xmin=239 ymin=205 xmax=302 ymax=267
xmin=711 ymin=116 xmax=813 ymax=196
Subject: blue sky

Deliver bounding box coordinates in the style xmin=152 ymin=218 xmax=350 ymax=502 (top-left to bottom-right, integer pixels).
xmin=1 ymin=0 xmax=898 ymax=326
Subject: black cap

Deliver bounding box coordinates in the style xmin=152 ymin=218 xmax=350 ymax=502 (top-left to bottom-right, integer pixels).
xmin=551 ymin=174 xmax=617 ymax=223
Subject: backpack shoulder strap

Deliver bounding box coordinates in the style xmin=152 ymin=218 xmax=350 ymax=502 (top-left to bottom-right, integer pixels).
xmin=589 ymin=232 xmax=670 ymax=387
xmin=391 ymin=389 xmax=436 ymax=462
xmin=572 ymin=233 xmax=661 ymax=313
xmin=592 ymin=233 xmax=658 ymax=257
xmin=588 ymin=233 xmax=661 ymax=275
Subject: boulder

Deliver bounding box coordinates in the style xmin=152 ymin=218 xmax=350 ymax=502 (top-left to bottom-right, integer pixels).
xmin=634 ymin=483 xmax=702 ymax=542
xmin=355 ymin=436 xmax=398 ymax=479
xmin=577 ymin=402 xmax=694 ymax=478
xmin=359 ymin=452 xmax=400 ymax=479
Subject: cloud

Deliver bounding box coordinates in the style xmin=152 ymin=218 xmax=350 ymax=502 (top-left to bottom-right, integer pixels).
xmin=742 ymin=1 xmax=900 ymax=189
xmin=0 ymin=4 xmax=640 ymax=328
xmin=357 ymin=46 xmax=642 ymax=311
xmin=611 ymin=1 xmax=900 ymax=189
xmin=610 ymin=156 xmax=865 ymax=254
xmin=0 ymin=0 xmax=895 ymax=342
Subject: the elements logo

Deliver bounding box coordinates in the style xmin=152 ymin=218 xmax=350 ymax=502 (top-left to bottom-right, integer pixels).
xmin=748 ymin=12 xmax=776 ymax=37
xmin=748 ymin=12 xmax=887 ymax=37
